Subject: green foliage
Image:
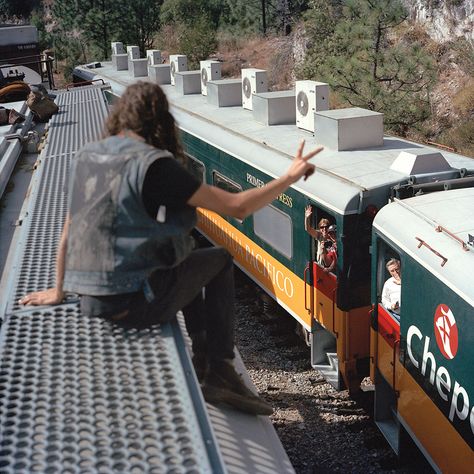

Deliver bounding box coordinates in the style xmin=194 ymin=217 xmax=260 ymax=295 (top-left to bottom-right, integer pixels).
xmin=30 ymin=10 xmax=50 ymax=51
xmin=301 ymin=0 xmax=437 ymax=135
xmin=51 ymin=0 xmax=163 ymax=61
xmin=121 ymin=0 xmax=162 ymax=54
xmin=221 ymin=0 xmax=309 ymax=35
xmin=160 ymin=0 xmax=223 ymax=27
xmin=221 ymin=0 xmax=267 ymax=34
xmin=52 ymin=0 xmax=124 ymax=60
xmin=0 ymin=0 xmax=41 ymax=20
xmin=173 ymin=15 xmax=218 ymax=69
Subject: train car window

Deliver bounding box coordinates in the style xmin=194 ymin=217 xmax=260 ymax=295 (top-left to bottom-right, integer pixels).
xmin=103 ymin=89 xmax=120 ymax=108
xmin=212 ymin=171 xmax=242 ymax=193
xmin=254 ymin=205 xmax=293 ymax=259
xmin=187 ymin=154 xmax=206 ymax=183
xmin=377 ymin=242 xmax=402 ymax=321
xmin=306 ymin=205 xmax=338 ymax=274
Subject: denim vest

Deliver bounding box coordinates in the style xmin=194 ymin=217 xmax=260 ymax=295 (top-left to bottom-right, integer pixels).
xmin=63 ymin=136 xmax=196 ymax=295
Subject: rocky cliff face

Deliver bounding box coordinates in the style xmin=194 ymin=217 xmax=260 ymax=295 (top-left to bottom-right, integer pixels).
xmin=402 ymin=0 xmax=474 ymax=41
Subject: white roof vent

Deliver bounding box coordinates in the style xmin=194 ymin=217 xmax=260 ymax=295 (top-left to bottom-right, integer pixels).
xmin=200 ymin=60 xmax=221 ymax=96
xmin=126 ymin=46 xmax=140 ymax=60
xmin=315 ymin=107 xmax=383 ymax=151
xmin=111 ymin=42 xmax=124 ymax=55
xmin=295 ymin=80 xmax=329 ymax=133
xmin=147 ymin=50 xmax=161 ymax=65
xmin=253 ymin=91 xmax=296 ymax=126
xmin=390 ymin=150 xmax=453 ymax=175
xmin=242 ymin=68 xmax=268 ymax=110
xmin=169 ymin=55 xmax=187 ymax=85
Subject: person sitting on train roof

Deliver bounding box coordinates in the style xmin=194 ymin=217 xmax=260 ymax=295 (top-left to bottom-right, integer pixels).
xmin=381 ymin=258 xmax=401 ymax=315
xmin=304 ymin=206 xmax=337 ymax=274
xmin=19 ymin=81 xmax=323 ymax=416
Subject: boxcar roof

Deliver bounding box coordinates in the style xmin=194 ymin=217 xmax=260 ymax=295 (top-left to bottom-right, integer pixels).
xmin=373 ymin=188 xmax=474 ymax=306
xmin=74 ymin=63 xmax=474 ymax=215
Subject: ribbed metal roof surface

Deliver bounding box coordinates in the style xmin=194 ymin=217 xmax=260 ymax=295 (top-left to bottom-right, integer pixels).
xmin=0 ymin=86 xmax=223 ymax=473
xmin=0 ymin=306 xmax=216 ymax=473
xmin=44 ymin=87 xmax=108 ymax=157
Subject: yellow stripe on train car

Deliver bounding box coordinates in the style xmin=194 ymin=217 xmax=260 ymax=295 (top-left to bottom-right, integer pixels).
xmin=398 ymin=366 xmax=474 ymax=473
xmin=197 ymin=208 xmax=312 ymax=329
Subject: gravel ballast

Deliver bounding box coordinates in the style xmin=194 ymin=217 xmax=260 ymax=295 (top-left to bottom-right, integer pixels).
xmin=233 ymin=270 xmax=433 ymax=474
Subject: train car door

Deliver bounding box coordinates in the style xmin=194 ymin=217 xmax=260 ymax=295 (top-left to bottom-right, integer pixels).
xmin=305 ymin=203 xmax=340 ymax=389
xmin=396 ymin=256 xmax=474 ymax=471
xmin=372 ymin=238 xmax=404 ymax=454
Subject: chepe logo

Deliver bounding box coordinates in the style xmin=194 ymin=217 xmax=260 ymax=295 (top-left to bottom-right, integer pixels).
xmin=434 ymin=304 xmax=458 ymax=360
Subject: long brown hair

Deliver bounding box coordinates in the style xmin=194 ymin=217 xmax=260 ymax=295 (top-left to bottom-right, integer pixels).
xmin=105 ymin=81 xmax=185 ymax=163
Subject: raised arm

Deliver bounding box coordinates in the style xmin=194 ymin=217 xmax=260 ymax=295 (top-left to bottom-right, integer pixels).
xmin=19 ymin=215 xmax=70 ymax=306
xmin=304 ymin=205 xmax=320 ymax=239
xmin=188 ymin=141 xmax=323 ymax=219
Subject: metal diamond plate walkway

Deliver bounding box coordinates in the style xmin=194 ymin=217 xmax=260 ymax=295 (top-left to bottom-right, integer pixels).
xmin=0 ymin=86 xmax=224 ymax=473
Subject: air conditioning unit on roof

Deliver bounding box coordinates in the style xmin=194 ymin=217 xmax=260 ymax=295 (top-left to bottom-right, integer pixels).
xmin=295 ymin=80 xmax=329 ymax=133
xmin=169 ymin=55 xmax=187 ymax=86
xmin=147 ymin=49 xmax=161 ymax=66
xmin=241 ymin=68 xmax=268 ymax=110
xmin=200 ymin=60 xmax=221 ymax=95
xmin=111 ymin=42 xmax=124 ymax=55
xmin=126 ymin=46 xmax=140 ymax=60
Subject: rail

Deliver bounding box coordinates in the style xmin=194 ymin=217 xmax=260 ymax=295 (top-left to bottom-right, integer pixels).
xmin=0 ymin=54 xmax=55 ymax=89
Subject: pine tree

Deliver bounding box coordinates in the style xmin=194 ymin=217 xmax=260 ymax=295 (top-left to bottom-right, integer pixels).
xmin=0 ymin=0 xmax=41 ymax=20
xmin=52 ymin=0 xmax=163 ymax=60
xmin=301 ymin=0 xmax=436 ymax=134
xmin=121 ymin=0 xmax=163 ymax=55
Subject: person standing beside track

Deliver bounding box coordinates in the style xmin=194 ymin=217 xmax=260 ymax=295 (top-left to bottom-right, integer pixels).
xmin=20 ymin=81 xmax=323 ymax=416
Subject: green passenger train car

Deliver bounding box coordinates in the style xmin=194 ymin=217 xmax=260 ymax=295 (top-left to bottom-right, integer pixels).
xmin=74 ymin=61 xmax=474 ymax=396
xmin=73 ymin=62 xmax=474 ymax=469
xmin=371 ymin=188 xmax=474 ymax=472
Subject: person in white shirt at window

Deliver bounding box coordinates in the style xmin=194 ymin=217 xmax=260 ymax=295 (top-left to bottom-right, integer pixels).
xmin=381 ymin=258 xmax=401 ymax=314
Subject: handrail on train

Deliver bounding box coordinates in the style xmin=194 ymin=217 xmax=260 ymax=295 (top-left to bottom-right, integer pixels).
xmin=0 ymin=54 xmax=55 ymax=90
xmin=66 ymin=78 xmax=106 ymax=90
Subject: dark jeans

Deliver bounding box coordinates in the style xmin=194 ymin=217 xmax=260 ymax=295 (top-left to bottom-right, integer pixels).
xmin=81 ymin=247 xmax=235 ymax=361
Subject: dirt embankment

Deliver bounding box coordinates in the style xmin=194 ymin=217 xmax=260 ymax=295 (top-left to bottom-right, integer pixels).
xmin=213 ymin=29 xmax=474 ymax=157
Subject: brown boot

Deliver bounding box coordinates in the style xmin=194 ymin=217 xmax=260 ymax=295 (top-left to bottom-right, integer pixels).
xmin=202 ymin=359 xmax=273 ymax=416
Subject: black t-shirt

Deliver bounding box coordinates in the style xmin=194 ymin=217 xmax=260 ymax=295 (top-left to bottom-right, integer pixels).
xmin=142 ymin=157 xmax=201 ymax=218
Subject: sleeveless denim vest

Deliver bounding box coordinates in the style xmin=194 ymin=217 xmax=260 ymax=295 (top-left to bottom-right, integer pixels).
xmin=63 ymin=136 xmax=196 ymax=295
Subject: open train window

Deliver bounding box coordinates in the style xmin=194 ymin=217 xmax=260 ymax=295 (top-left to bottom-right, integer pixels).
xmin=254 ymin=205 xmax=292 ymax=259
xmin=306 ymin=204 xmax=338 ymax=275
xmin=212 ymin=171 xmax=242 ymax=194
xmin=212 ymin=171 xmax=243 ymax=223
xmin=377 ymin=242 xmax=402 ymax=321
xmin=103 ymin=89 xmax=120 ymax=107
xmin=187 ymin=154 xmax=205 ymax=183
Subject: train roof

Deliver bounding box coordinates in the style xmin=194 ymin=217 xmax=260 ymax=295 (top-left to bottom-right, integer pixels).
xmin=73 ymin=62 xmax=474 ymax=215
xmin=373 ymin=187 xmax=474 ymax=306
xmin=0 ymin=85 xmax=295 ymax=473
